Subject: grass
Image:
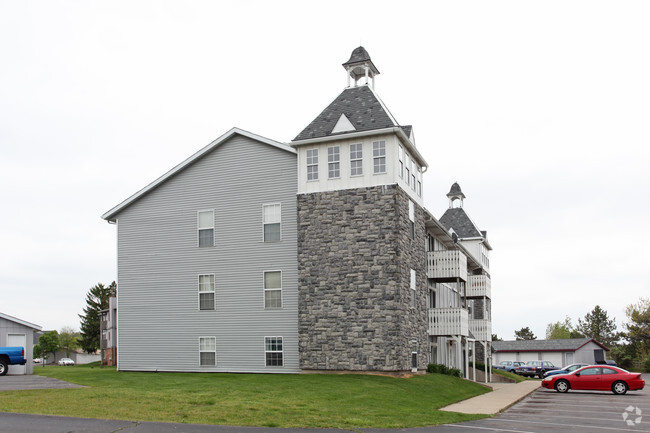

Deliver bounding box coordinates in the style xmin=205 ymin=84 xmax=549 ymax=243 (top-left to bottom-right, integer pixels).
xmin=0 ymin=364 xmax=491 ymax=428
xmin=492 ymin=369 xmax=528 ymax=383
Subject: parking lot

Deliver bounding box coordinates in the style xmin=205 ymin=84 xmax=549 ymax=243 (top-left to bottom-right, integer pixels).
xmin=445 ymin=375 xmax=650 ymax=433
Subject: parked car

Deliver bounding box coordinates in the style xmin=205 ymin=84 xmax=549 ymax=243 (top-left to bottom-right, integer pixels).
xmin=516 ymin=360 xmax=557 ymax=378
xmin=541 ymin=365 xmax=645 ymax=395
xmin=58 ymin=358 xmax=75 ymax=366
xmin=543 ymin=363 xmax=590 ymax=378
xmin=493 ymin=361 xmax=524 ymax=373
xmin=0 ymin=346 xmax=27 ymax=376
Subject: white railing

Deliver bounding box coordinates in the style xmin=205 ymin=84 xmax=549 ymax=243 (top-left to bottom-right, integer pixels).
xmin=469 ymin=319 xmax=491 ymax=341
xmin=467 ymin=274 xmax=491 ymax=299
xmin=427 ymin=250 xmax=468 ymax=282
xmin=428 ymin=308 xmax=469 ymax=337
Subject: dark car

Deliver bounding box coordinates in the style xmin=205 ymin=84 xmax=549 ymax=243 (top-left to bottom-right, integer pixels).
xmin=516 ymin=360 xmax=557 ymax=378
xmin=543 ymin=363 xmax=590 ymax=378
xmin=541 ymin=365 xmax=645 ymax=395
xmin=493 ymin=361 xmax=524 ymax=373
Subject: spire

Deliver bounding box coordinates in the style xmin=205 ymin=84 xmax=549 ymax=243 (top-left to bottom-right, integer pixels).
xmin=447 ymin=182 xmax=465 ymax=208
xmin=342 ymin=46 xmax=380 ymax=89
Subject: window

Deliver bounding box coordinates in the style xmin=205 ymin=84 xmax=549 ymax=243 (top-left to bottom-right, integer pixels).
xmin=373 ymin=141 xmax=386 ymax=173
xmin=265 ymin=337 xmax=283 ymax=366
xmin=264 ymin=271 xmax=282 ymax=309
xmin=410 ymin=269 xmax=416 ymax=308
xmin=410 ymin=160 xmax=416 ymax=190
xmin=198 ymin=210 xmax=214 ymax=247
xmin=328 ymin=146 xmax=340 ymax=178
xmin=398 ymin=145 xmax=404 ymax=178
xmin=350 ymin=143 xmax=363 ymax=176
xmin=306 ymin=149 xmax=318 ymax=180
xmin=408 ymin=200 xmax=415 ymax=239
xmin=198 ymin=275 xmax=215 ymax=310
xmin=199 ymin=337 xmax=216 ymax=366
xmin=263 ymin=203 xmax=281 ymax=242
xmin=417 ymin=181 xmax=422 ymax=197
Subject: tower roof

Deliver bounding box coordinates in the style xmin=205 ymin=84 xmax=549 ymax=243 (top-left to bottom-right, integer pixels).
xmin=342 ymin=46 xmax=380 ymax=81
xmin=292 ymin=85 xmax=397 ymax=141
xmin=447 ymin=182 xmax=466 ymax=199
xmin=439 ymin=207 xmax=483 ymax=239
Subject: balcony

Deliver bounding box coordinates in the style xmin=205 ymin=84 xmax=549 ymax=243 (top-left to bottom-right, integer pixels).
xmin=428 ymin=308 xmax=469 ymax=337
xmin=427 ymin=250 xmax=468 ymax=282
xmin=467 ymin=274 xmax=491 ymax=299
xmin=469 ymin=319 xmax=492 ymax=341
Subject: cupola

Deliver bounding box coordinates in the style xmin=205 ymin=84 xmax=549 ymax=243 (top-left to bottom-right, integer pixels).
xmin=342 ymin=46 xmax=380 ymax=89
xmin=447 ymin=182 xmax=466 ymax=208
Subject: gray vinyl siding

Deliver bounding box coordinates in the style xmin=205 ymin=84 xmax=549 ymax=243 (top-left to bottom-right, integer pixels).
xmin=114 ymin=134 xmax=298 ymax=373
xmin=0 ymin=317 xmax=36 ymax=374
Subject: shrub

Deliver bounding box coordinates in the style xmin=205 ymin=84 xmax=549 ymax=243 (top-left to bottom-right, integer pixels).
xmin=427 ymin=364 xmax=461 ymax=377
xmin=643 ymin=356 xmax=650 ymax=373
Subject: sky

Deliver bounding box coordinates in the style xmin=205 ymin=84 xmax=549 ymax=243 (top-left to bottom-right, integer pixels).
xmin=1 ymin=1 xmax=649 ymax=341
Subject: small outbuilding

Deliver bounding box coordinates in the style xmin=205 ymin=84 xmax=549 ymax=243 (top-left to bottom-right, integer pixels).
xmin=492 ymin=338 xmax=610 ymax=367
xmin=0 ymin=312 xmax=42 ymax=375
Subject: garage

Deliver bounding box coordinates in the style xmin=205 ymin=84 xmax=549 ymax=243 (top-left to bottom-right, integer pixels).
xmin=492 ymin=338 xmax=612 ymax=368
xmin=0 ymin=312 xmax=42 ymax=375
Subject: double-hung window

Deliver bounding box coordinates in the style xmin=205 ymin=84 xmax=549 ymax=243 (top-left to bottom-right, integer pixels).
xmin=306 ymin=149 xmax=318 ymax=180
xmin=405 ymin=154 xmax=410 ymax=186
xmin=199 ymin=337 xmax=216 ymax=366
xmin=264 ymin=271 xmax=282 ymax=309
xmin=198 ymin=275 xmax=215 ymax=310
xmin=265 ymin=336 xmax=283 ymax=366
xmin=373 ymin=141 xmax=386 ymax=174
xmin=198 ymin=210 xmax=214 ymax=247
xmin=411 ymin=161 xmax=416 ymax=191
xmin=328 ymin=146 xmax=340 ymax=179
xmin=350 ymin=143 xmax=363 ymax=176
xmin=263 ymin=203 xmax=281 ymax=242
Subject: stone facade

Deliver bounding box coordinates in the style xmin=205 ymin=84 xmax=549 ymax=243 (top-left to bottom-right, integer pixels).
xmin=297 ymin=185 xmax=428 ymax=372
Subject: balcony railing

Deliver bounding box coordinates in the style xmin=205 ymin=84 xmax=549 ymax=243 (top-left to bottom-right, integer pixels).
xmin=469 ymin=319 xmax=492 ymax=341
xmin=467 ymin=274 xmax=491 ymax=299
xmin=428 ymin=308 xmax=469 ymax=337
xmin=427 ymin=250 xmax=468 ymax=282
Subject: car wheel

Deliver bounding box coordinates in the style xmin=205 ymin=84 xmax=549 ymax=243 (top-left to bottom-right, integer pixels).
xmin=612 ymin=381 xmax=628 ymax=395
xmin=555 ymin=379 xmax=569 ymax=393
xmin=0 ymin=360 xmax=7 ymax=376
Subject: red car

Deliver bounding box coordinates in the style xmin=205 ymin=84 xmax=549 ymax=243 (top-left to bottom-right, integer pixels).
xmin=541 ymin=365 xmax=645 ymax=395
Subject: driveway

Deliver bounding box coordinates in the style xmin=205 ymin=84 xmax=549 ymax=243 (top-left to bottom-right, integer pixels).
xmin=0 ymin=375 xmax=85 ymax=391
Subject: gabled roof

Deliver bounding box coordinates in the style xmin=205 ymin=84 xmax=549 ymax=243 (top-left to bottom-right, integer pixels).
xmin=102 ymin=127 xmax=295 ymax=222
xmin=0 ymin=312 xmax=42 ymax=330
xmin=492 ymin=338 xmax=609 ymax=353
xmin=439 ymin=207 xmax=483 ymax=239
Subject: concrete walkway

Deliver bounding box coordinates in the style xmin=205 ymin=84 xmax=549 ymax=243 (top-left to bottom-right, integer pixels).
xmin=440 ymin=380 xmax=540 ymax=414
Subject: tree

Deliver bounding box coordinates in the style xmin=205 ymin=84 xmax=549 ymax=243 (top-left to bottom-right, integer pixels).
xmin=576 ymin=305 xmax=619 ymax=346
xmin=37 ymin=331 xmax=61 ymax=363
xmin=624 ymin=297 xmax=650 ymax=360
xmin=514 ymin=327 xmax=536 ymax=340
xmin=545 ymin=316 xmax=583 ymax=339
xmin=492 ymin=333 xmax=503 ymax=341
xmin=79 ymin=281 xmax=116 ymax=353
xmin=59 ymin=327 xmax=79 ymax=357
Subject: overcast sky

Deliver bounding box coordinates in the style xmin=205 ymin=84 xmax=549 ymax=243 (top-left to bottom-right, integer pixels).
xmin=1 ymin=1 xmax=648 ymax=341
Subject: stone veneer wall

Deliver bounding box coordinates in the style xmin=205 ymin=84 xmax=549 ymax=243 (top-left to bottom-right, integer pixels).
xmin=297 ymin=185 xmax=428 ymax=371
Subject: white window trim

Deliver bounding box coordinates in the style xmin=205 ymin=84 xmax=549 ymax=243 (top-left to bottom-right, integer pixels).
xmin=410 ymin=269 xmax=416 ymax=308
xmin=262 ymin=203 xmax=282 ymax=242
xmin=263 ymin=270 xmax=283 ymax=309
xmin=398 ymin=145 xmax=404 ymax=178
xmin=372 ymin=141 xmax=387 ymax=174
xmin=198 ymin=274 xmax=216 ymax=311
xmin=197 ymin=209 xmax=215 ymax=247
xmin=350 ymin=143 xmax=363 ymax=177
xmin=306 ymin=148 xmax=319 ymax=181
xmin=199 ymin=336 xmax=216 ymax=367
xmin=328 ymin=146 xmax=340 ymax=179
xmin=264 ymin=336 xmax=284 ymax=367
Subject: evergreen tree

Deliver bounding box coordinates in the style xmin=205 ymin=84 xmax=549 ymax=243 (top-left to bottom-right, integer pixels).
xmin=78 ymin=282 xmax=116 ymax=353
xmin=514 ymin=326 xmax=536 ymax=340
xmin=576 ymin=305 xmax=619 ymax=346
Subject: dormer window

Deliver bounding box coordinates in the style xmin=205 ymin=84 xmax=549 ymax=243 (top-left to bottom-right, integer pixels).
xmin=373 ymin=141 xmax=386 ymax=174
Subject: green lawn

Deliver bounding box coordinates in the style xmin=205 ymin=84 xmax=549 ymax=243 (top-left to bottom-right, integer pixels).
xmin=0 ymin=365 xmax=491 ymax=428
